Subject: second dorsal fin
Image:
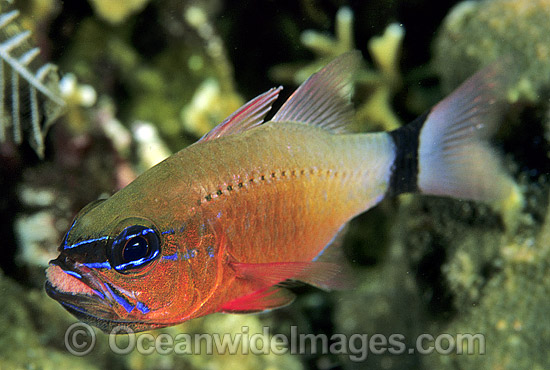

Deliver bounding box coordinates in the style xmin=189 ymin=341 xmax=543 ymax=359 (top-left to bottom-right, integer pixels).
xmin=271 ymin=51 xmax=362 ymax=132
xmin=198 ymin=86 xmax=282 ymax=142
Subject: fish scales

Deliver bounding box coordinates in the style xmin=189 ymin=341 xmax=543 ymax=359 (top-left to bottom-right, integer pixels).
xmin=177 ymin=122 xmax=393 ymax=265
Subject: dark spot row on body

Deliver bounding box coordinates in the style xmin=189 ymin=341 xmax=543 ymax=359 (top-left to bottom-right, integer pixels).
xmin=200 ymin=168 xmax=342 ymax=203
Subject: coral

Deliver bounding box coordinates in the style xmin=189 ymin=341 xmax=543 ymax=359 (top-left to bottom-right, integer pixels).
xmin=394 ymin=177 xmax=548 ymax=370
xmin=334 ymin=234 xmax=424 ymax=370
xmin=57 ymin=2 xmax=242 ymax=150
xmin=269 ymin=7 xmax=405 ymax=131
xmin=123 ymin=315 xmax=304 ymax=370
xmin=87 ymin=0 xmax=151 ymax=25
xmin=355 ymin=23 xmax=404 ymax=131
xmin=15 ymin=209 xmax=59 ymax=268
xmin=433 ymin=0 xmax=550 ymax=102
xmin=132 ymin=120 xmax=171 ymax=171
xmin=180 ymin=78 xmax=243 ymax=138
xmin=334 ymin=167 xmax=549 ymax=369
xmin=59 ymin=72 xmax=97 ymax=134
xmin=0 ymin=6 xmax=65 ymax=158
xmin=270 ymin=7 xmax=355 ymax=84
xmin=179 ymin=5 xmax=243 ymax=138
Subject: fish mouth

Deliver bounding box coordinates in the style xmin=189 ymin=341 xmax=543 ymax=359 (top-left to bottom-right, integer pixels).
xmin=45 ymin=279 xmax=115 ymax=332
xmin=46 ymin=256 xmax=106 ymax=300
xmin=45 ymin=257 xmax=167 ymax=333
xmin=45 ymin=258 xmax=122 ymax=332
xmin=45 ymin=280 xmax=158 ymax=333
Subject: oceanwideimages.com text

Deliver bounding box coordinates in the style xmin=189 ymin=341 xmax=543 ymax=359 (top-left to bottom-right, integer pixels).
xmin=65 ymin=322 xmax=486 ymax=360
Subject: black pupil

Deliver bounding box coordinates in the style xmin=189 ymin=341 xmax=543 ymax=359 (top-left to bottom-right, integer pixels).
xmin=111 ymin=224 xmax=160 ymax=273
xmin=122 ymin=236 xmax=149 ymax=261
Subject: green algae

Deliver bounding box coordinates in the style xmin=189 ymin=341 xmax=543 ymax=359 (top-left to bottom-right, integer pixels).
xmin=433 ymin=0 xmax=550 ymax=103
xmin=0 ymin=271 xmax=101 ymax=370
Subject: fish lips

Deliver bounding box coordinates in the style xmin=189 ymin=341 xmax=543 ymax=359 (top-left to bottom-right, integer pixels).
xmin=45 ymin=281 xmax=145 ymax=332
xmin=45 ymin=279 xmax=111 ymax=331
xmin=45 ymin=257 xmax=166 ymax=333
xmin=45 ymin=257 xmax=122 ymax=332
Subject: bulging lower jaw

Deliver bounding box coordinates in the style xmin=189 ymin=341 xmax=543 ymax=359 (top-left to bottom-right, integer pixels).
xmin=45 ymin=257 xmax=124 ymax=330
xmin=45 ymin=278 xmax=169 ymax=333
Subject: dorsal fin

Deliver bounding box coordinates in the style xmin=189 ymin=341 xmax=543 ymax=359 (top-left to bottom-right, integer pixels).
xmin=271 ymin=51 xmax=362 ymax=132
xmin=198 ymin=86 xmax=282 ymax=142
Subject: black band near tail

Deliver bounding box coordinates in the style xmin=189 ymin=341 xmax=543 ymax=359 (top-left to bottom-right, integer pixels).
xmin=387 ymin=111 xmax=428 ymax=196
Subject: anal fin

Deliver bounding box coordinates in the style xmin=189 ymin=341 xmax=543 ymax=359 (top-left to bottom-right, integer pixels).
xmin=309 ymin=224 xmax=356 ymax=290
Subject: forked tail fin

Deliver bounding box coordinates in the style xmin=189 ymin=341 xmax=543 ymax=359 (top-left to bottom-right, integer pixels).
xmin=388 ymin=63 xmax=523 ymax=221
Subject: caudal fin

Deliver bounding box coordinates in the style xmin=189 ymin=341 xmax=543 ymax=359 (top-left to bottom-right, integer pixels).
xmin=390 ymin=63 xmax=523 ymax=219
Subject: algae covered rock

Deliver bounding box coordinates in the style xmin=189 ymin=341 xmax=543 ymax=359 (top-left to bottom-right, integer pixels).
xmin=0 ymin=270 xmax=100 ymax=370
xmin=433 ymin=0 xmax=550 ymax=102
xmin=422 ymin=193 xmax=550 ymax=370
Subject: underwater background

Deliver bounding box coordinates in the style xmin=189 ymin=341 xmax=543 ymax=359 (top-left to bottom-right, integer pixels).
xmin=1 ymin=0 xmax=550 ymax=369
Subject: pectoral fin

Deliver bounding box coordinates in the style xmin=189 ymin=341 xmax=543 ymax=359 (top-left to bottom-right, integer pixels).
xmin=231 ymin=260 xmax=350 ymax=291
xmin=220 ymin=286 xmax=295 ymax=313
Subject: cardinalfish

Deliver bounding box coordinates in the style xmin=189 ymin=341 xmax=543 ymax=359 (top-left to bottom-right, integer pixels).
xmin=46 ymin=51 xmax=521 ymax=332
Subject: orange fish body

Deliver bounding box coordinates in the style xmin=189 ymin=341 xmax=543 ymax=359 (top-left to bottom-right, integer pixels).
xmin=46 ymin=52 xmax=519 ymax=332
xmin=157 ymin=123 xmax=393 ymax=316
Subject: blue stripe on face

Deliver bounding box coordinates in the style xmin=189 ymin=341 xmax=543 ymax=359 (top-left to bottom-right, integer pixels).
xmin=63 ymin=270 xmax=82 ymax=279
xmin=162 ymin=252 xmax=178 ymax=261
xmin=136 ymin=301 xmax=150 ymax=314
xmin=113 ymin=249 xmax=160 ymax=270
xmin=93 ymin=289 xmax=105 ymax=299
xmin=162 ymin=228 xmax=175 ymax=235
xmin=104 ymin=283 xmax=135 ymax=313
xmin=64 ymin=236 xmax=109 ymax=250
xmin=83 ymin=261 xmax=112 ymax=269
xmin=61 ymin=220 xmax=77 ymax=249
xmin=112 ymin=228 xmax=156 ymax=248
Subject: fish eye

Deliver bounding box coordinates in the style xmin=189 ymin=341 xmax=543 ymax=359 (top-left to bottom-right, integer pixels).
xmin=109 ymin=225 xmax=161 ymax=273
